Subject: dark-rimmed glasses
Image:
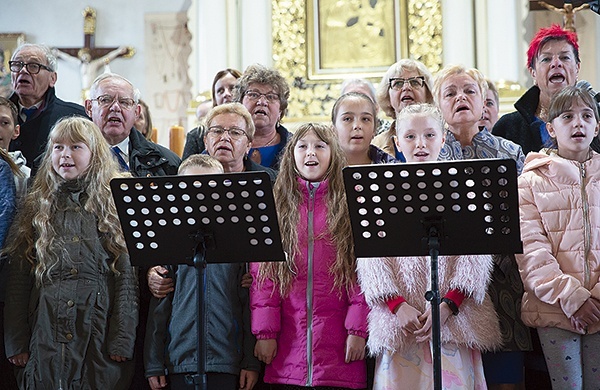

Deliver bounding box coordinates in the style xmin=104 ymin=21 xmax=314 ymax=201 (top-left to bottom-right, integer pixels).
xmin=206 ymin=126 xmax=248 ymax=140
xmin=244 ymin=90 xmax=280 ymax=103
xmin=389 ymin=76 xmax=425 ymax=90
xmin=90 ymin=95 xmax=137 ymax=110
xmin=9 ymin=61 xmax=53 ymax=74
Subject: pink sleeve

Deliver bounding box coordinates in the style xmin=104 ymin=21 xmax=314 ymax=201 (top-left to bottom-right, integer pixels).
xmin=345 ymin=282 xmax=369 ymax=339
xmin=249 ymin=262 xmax=282 ymax=339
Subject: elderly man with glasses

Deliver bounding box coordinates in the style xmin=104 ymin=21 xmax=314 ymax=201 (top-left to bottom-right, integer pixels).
xmin=8 ymin=43 xmax=87 ymax=170
xmin=85 ymin=72 xmax=180 ymax=177
xmin=85 ymin=72 xmax=180 ymax=390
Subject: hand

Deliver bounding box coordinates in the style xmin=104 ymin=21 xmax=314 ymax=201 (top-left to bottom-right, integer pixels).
xmin=147 ymin=266 xmax=174 ymax=298
xmin=414 ymin=302 xmax=453 ymax=344
xmin=254 ymin=339 xmax=277 ymax=364
xmin=241 ymin=272 xmax=253 ymax=289
xmin=239 ymin=369 xmax=259 ymax=390
xmin=148 ymin=375 xmax=167 ymax=389
xmin=8 ymin=352 xmax=29 ymax=367
xmin=344 ymin=334 xmax=366 ymax=363
xmin=572 ymin=298 xmax=600 ymax=331
xmin=109 ymin=355 xmax=128 ymax=362
xmin=395 ymin=302 xmax=423 ymax=337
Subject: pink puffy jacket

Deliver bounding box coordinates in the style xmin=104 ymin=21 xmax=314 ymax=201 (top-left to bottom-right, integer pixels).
xmin=250 ymin=179 xmax=368 ymax=388
xmin=517 ymin=151 xmax=600 ymax=334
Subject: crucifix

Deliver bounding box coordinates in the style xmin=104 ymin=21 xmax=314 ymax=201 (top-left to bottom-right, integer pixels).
xmin=55 ymin=7 xmax=135 ymax=99
xmin=533 ymin=1 xmax=591 ymax=32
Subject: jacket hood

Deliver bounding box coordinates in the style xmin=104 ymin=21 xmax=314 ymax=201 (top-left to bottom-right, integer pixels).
xmin=522 ymin=150 xmax=600 ymax=185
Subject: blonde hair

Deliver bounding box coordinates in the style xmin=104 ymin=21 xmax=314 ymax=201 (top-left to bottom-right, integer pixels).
xmin=205 ymin=103 xmax=256 ymax=141
xmin=258 ymin=123 xmax=356 ymax=296
xmin=178 ymin=154 xmax=224 ymax=174
xmin=376 ymin=59 xmax=434 ymax=118
xmin=5 ymin=116 xmax=128 ymax=285
xmin=432 ymin=64 xmax=488 ymax=107
xmin=395 ymin=103 xmax=445 ymax=137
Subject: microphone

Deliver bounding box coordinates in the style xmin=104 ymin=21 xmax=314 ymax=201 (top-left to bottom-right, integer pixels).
xmin=576 ymin=80 xmax=600 ymax=103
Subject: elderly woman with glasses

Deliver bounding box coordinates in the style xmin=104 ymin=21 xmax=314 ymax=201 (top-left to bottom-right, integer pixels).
xmin=372 ymin=59 xmax=435 ymax=162
xmin=202 ymin=102 xmax=276 ymax=179
xmin=146 ymin=103 xmax=276 ymax=300
xmin=233 ymin=64 xmax=292 ymax=170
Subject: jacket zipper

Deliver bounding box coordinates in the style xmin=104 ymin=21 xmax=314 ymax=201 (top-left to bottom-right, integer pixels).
xmin=306 ymin=182 xmax=316 ymax=386
xmin=579 ymin=162 xmax=591 ymax=288
xmin=59 ymin=343 xmax=65 ymax=390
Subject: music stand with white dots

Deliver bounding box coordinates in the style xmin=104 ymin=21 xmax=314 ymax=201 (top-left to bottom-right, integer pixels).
xmin=110 ymin=171 xmax=284 ymax=390
xmin=343 ymin=158 xmax=522 ymax=390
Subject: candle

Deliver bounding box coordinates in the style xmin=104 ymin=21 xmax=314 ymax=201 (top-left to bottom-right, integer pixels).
xmin=169 ymin=125 xmax=185 ymax=157
xmin=151 ymin=127 xmax=158 ymax=143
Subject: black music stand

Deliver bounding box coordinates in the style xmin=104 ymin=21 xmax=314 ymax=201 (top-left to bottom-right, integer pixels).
xmin=343 ymin=159 xmax=522 ymax=390
xmin=111 ymin=171 xmax=285 ymax=390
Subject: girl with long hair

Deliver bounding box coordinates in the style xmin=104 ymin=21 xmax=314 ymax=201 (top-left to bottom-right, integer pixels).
xmin=250 ymin=123 xmax=369 ymax=389
xmin=4 ymin=116 xmax=138 ymax=389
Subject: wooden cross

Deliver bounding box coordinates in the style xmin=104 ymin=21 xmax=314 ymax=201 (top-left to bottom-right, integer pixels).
xmin=55 ymin=7 xmax=135 ymax=98
xmin=57 ymin=7 xmax=134 ymax=62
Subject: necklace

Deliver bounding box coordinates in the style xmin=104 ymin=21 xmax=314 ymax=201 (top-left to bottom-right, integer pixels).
xmin=260 ymin=132 xmax=279 ymax=148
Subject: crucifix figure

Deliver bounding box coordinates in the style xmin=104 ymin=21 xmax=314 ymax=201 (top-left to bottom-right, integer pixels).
xmin=537 ymin=1 xmax=590 ymax=32
xmin=55 ymin=7 xmax=135 ymax=97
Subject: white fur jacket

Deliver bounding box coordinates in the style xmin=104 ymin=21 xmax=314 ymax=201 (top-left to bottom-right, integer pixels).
xmin=357 ymin=254 xmax=502 ymax=356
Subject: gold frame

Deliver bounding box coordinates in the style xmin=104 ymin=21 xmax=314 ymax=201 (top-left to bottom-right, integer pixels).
xmin=272 ymin=0 xmax=442 ymax=121
xmin=1 ymin=33 xmax=26 ymax=71
xmin=306 ymin=0 xmax=408 ymax=81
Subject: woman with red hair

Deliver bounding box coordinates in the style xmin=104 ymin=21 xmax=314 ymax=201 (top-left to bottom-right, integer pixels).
xmin=493 ymin=24 xmax=599 ymax=155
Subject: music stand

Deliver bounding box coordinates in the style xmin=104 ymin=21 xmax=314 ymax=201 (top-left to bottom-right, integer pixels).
xmin=111 ymin=171 xmax=285 ymax=390
xmin=343 ymin=159 xmax=522 ymax=390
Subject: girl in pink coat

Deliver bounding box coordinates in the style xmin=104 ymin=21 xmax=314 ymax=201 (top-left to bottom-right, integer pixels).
xmin=517 ymin=86 xmax=600 ymax=388
xmin=250 ymin=123 xmax=369 ymax=389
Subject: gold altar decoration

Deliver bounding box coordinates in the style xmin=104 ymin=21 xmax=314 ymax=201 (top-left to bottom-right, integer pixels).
xmin=272 ymin=0 xmax=442 ymax=122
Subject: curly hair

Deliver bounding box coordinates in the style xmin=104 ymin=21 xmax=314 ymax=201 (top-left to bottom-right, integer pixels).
xmin=5 ymin=116 xmax=128 ymax=286
xmin=233 ymin=64 xmax=290 ymax=120
xmin=527 ymin=24 xmax=579 ymax=69
xmin=258 ymin=123 xmax=356 ymax=296
xmin=376 ymin=59 xmax=434 ymax=118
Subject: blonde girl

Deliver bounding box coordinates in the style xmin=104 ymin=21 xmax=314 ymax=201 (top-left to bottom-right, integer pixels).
xmin=4 ymin=116 xmax=138 ymax=389
xmin=358 ymin=104 xmax=501 ymax=389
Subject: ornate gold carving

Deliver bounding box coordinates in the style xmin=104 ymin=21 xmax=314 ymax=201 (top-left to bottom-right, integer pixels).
xmin=83 ymin=7 xmax=97 ymax=35
xmin=272 ymin=0 xmax=442 ymax=121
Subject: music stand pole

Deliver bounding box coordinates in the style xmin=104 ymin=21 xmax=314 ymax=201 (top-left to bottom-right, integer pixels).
xmin=110 ymin=172 xmax=285 ymax=390
xmin=191 ymin=239 xmax=208 ymax=390
xmin=343 ymin=159 xmax=523 ymax=390
xmin=424 ymin=224 xmax=442 ymax=390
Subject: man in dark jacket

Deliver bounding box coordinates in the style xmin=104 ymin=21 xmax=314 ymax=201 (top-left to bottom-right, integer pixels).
xmin=85 ymin=72 xmax=180 ymax=390
xmin=8 ymin=43 xmax=87 ymax=168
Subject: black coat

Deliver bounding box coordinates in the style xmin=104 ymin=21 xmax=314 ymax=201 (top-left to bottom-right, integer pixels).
xmin=128 ymin=127 xmax=181 ymax=178
xmin=493 ymin=85 xmax=600 ymax=154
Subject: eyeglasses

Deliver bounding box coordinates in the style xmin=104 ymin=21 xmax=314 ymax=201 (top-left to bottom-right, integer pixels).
xmin=9 ymin=61 xmax=53 ymax=74
xmin=389 ymin=76 xmax=425 ymax=90
xmin=206 ymin=126 xmax=248 ymax=139
xmin=90 ymin=94 xmax=137 ymax=110
xmin=244 ymin=90 xmax=280 ymax=103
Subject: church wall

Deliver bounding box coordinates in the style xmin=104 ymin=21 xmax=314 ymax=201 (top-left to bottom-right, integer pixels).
xmin=0 ymin=0 xmax=190 ymax=103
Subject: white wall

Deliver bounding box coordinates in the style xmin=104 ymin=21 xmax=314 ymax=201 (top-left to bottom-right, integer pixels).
xmin=0 ymin=0 xmax=190 ymax=104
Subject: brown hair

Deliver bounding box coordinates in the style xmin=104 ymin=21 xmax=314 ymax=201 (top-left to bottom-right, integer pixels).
xmin=233 ymin=64 xmax=290 ymax=120
xmin=211 ymin=68 xmax=242 ymax=107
